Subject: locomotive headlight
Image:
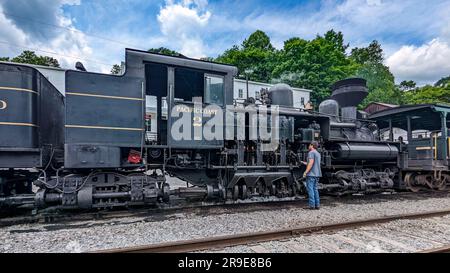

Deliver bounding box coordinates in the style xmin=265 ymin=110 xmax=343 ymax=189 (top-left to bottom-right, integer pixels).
xmin=0 ymin=99 xmax=7 ymax=110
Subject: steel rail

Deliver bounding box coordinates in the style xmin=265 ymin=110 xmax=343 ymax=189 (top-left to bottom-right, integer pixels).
xmin=94 ymin=208 xmax=450 ymax=253
xmin=0 ymin=197 xmax=309 ymax=227
xmin=0 ymin=188 xmax=449 ymax=227
xmin=1 ymin=190 xmax=448 ymax=227
xmin=418 ymin=245 xmax=450 ymax=253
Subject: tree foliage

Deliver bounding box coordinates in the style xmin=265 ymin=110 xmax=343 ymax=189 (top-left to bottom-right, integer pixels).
xmin=1 ymin=50 xmax=60 ymax=67
xmin=399 ymin=80 xmax=417 ymax=91
xmin=403 ymin=76 xmax=450 ymax=105
xmin=1 ymin=34 xmax=447 ymax=107
xmin=350 ymin=40 xmax=383 ymax=64
xmin=349 ymin=40 xmax=404 ymax=108
xmin=216 ymin=30 xmax=277 ymax=83
xmin=434 ymin=75 xmax=450 ymax=88
xmin=148 ymin=47 xmax=183 ymax=57
xmin=356 ymin=62 xmax=404 ymax=107
xmin=272 ymin=30 xmax=358 ymax=103
xmin=216 ymin=31 xmax=447 ymax=107
xmin=242 ymin=30 xmax=275 ymax=51
xmin=111 ymin=64 xmax=121 ymax=75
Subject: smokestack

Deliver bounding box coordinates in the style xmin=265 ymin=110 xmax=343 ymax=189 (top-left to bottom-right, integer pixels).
xmin=330 ymin=78 xmax=368 ymax=121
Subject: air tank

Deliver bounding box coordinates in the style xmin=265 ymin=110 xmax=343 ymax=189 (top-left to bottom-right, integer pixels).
xmin=268 ymin=83 xmax=293 ymax=107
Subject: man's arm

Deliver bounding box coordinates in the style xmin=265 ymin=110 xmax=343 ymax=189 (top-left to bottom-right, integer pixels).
xmin=303 ymin=158 xmax=314 ymax=177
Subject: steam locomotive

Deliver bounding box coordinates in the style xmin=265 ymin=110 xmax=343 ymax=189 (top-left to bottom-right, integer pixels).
xmin=0 ymin=48 xmax=448 ymax=210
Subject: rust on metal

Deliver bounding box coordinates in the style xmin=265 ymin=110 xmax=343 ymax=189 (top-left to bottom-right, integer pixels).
xmin=94 ymin=208 xmax=450 ymax=253
xmin=418 ymin=245 xmax=450 ymax=253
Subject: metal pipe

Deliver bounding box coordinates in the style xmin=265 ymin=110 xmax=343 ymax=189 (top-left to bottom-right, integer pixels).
xmin=92 ymin=192 xmax=130 ymax=199
xmin=319 ymin=184 xmax=341 ymax=189
xmin=210 ymin=165 xmax=296 ymax=170
xmin=171 ymin=187 xmax=207 ymax=198
xmin=330 ymin=122 xmax=357 ymax=128
xmin=434 ymin=132 xmax=438 ymax=160
xmin=389 ymin=119 xmax=393 ymax=141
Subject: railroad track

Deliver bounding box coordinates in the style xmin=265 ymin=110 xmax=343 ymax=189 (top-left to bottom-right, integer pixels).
xmin=1 ymin=190 xmax=448 ymax=228
xmin=419 ymin=245 xmax=450 ymax=253
xmin=0 ymin=197 xmax=304 ymax=227
xmin=95 ymin=208 xmax=450 ymax=253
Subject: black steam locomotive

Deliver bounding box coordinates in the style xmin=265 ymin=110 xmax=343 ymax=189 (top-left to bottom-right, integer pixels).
xmin=0 ymin=49 xmax=449 ymax=210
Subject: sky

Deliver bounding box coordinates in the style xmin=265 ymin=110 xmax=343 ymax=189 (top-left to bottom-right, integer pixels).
xmin=0 ymin=0 xmax=449 ymax=86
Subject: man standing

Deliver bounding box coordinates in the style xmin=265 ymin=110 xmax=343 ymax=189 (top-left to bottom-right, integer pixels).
xmin=301 ymin=141 xmax=321 ymax=210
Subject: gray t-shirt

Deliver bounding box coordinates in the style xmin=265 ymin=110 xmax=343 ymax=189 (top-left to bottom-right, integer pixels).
xmin=306 ymin=149 xmax=322 ymax=177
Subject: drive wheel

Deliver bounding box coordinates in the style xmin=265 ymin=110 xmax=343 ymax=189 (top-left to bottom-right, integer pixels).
xmin=233 ymin=185 xmax=239 ymax=200
xmin=405 ymin=173 xmax=420 ymax=192
xmin=241 ymin=184 xmax=247 ymax=199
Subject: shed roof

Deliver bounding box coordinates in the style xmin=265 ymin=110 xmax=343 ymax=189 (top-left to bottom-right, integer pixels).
xmin=369 ymin=104 xmax=450 ymax=131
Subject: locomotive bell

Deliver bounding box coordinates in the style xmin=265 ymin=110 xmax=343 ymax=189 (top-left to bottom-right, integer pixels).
xmin=268 ymin=83 xmax=294 ymax=107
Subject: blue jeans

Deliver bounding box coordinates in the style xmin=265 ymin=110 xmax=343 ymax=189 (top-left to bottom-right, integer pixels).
xmin=306 ymin=176 xmax=320 ymax=208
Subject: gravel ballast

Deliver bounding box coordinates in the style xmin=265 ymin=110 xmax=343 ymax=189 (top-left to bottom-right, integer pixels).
xmin=1 ymin=193 xmax=450 ymax=253
xmin=207 ymin=215 xmax=450 ymax=253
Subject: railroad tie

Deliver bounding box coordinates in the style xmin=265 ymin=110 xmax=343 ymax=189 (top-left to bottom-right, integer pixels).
xmin=306 ymin=237 xmax=345 ymax=253
xmin=249 ymin=245 xmax=270 ymax=253
xmin=359 ymin=231 xmax=416 ymax=252
xmin=332 ymin=234 xmax=372 ymax=251
xmin=284 ymin=242 xmax=310 ymax=253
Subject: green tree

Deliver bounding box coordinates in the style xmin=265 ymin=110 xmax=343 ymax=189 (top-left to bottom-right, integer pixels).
xmin=403 ymin=76 xmax=450 ymax=105
xmin=242 ymin=30 xmax=275 ymax=51
xmin=350 ymin=40 xmax=383 ymax=64
xmin=272 ymin=30 xmax=358 ymax=103
xmin=9 ymin=51 xmax=60 ymax=67
xmin=216 ymin=30 xmax=277 ymax=83
xmin=404 ymin=85 xmax=450 ymax=105
xmin=214 ymin=29 xmax=448 ymax=107
xmin=356 ymin=62 xmax=403 ymax=107
xmin=349 ymin=40 xmax=403 ymax=108
xmin=434 ymin=75 xmax=450 ymax=88
xmin=148 ymin=47 xmax=183 ymax=57
xmin=0 ymin=57 xmax=10 ymax=61
xmin=399 ymin=80 xmax=417 ymax=91
xmin=111 ymin=64 xmax=121 ymax=75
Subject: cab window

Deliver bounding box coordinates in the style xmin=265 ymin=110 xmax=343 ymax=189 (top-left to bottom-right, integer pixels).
xmin=204 ymin=74 xmax=224 ymax=105
xmin=174 ymin=67 xmax=224 ymax=106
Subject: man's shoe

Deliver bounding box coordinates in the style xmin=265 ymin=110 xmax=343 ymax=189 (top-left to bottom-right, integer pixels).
xmin=315 ymin=207 xmax=320 ymax=210
xmin=303 ymin=207 xmax=315 ymax=210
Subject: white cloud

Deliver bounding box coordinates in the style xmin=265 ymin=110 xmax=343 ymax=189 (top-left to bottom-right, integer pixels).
xmin=206 ymin=0 xmax=450 ymax=84
xmin=366 ymin=0 xmax=382 ymax=6
xmin=157 ymin=0 xmax=211 ymax=58
xmin=0 ymin=0 xmax=109 ymax=72
xmin=386 ymin=39 xmax=450 ymax=85
xmin=0 ymin=6 xmax=28 ymax=49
